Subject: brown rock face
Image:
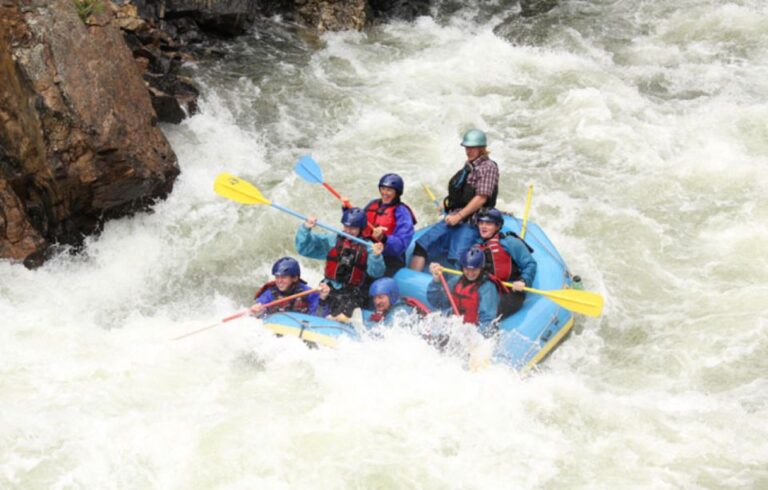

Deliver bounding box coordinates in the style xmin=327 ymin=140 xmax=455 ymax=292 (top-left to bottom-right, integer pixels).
xmin=0 ymin=0 xmax=179 ymax=266
xmin=294 ymin=0 xmax=370 ymax=32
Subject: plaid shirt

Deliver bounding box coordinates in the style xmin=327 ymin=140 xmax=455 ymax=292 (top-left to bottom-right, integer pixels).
xmin=466 ymin=155 xmax=499 ymax=198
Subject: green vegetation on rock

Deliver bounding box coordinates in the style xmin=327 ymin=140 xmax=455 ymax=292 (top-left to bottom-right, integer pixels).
xmin=73 ymin=0 xmax=104 ymax=21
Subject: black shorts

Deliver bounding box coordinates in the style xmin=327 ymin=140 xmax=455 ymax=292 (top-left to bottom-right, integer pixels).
xmin=323 ymin=287 xmax=365 ymax=317
xmin=499 ymin=290 xmax=525 ymax=318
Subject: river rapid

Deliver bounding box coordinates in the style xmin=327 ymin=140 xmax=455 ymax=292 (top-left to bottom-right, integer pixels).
xmin=2 ymin=1 xmax=767 ymax=488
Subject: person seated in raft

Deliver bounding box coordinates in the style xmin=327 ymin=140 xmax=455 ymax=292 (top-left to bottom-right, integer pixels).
xmin=473 ymin=208 xmax=536 ymax=317
xmin=365 ymin=277 xmax=430 ymax=326
xmin=361 ymin=173 xmax=417 ymax=277
xmin=251 ymin=257 xmax=321 ymax=317
xmin=295 ymin=207 xmax=385 ymax=318
xmin=427 ymin=246 xmax=500 ymax=336
xmin=410 ymin=128 xmax=499 ymax=271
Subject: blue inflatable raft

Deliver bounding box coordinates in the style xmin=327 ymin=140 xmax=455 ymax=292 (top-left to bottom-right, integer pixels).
xmin=262 ymin=312 xmax=359 ymax=348
xmin=262 ymin=214 xmax=576 ymax=372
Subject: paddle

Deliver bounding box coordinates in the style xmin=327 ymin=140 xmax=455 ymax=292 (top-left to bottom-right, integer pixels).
xmin=437 ymin=269 xmax=460 ymax=315
xmin=520 ymin=184 xmax=533 ymax=240
xmin=214 ymin=173 xmax=371 ymax=249
xmin=172 ymin=287 xmax=322 ymax=341
xmin=441 ymin=267 xmax=604 ymax=317
xmin=294 ymin=155 xmax=381 ymax=234
xmin=294 ymin=155 xmax=352 ymax=208
xmin=422 ymin=183 xmax=445 ymax=215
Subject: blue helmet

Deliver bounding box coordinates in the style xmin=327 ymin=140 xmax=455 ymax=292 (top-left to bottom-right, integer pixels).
xmin=476 ymin=208 xmax=504 ymax=227
xmin=272 ymin=257 xmax=300 ymax=277
xmin=378 ymin=173 xmax=404 ymax=195
xmin=461 ymin=128 xmax=487 ymax=147
xmin=460 ymin=247 xmax=485 ymax=269
xmin=341 ymin=207 xmax=367 ymax=229
xmin=369 ymin=277 xmax=400 ymax=304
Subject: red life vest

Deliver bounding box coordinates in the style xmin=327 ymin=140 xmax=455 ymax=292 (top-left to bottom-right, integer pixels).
xmin=253 ymin=280 xmax=311 ymax=314
xmin=403 ymin=297 xmax=430 ymax=316
xmin=451 ymin=277 xmax=484 ymax=324
xmin=361 ymin=200 xmax=417 ymax=241
xmin=324 ymin=237 xmax=368 ymax=287
xmin=477 ymin=232 xmax=517 ymax=281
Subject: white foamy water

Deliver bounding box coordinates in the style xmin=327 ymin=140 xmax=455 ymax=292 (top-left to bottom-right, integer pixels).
xmin=3 ymin=1 xmax=768 ymax=488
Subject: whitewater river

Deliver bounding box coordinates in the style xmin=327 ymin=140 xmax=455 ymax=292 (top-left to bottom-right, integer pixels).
xmin=2 ymin=1 xmax=767 ymax=488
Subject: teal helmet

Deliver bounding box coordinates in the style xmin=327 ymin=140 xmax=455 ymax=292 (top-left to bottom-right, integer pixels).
xmin=460 ymin=129 xmax=487 ymax=148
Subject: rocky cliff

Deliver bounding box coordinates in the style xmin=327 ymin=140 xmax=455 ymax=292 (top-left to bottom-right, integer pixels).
xmin=0 ymin=0 xmax=179 ymax=266
xmin=0 ymin=0 xmax=436 ymax=266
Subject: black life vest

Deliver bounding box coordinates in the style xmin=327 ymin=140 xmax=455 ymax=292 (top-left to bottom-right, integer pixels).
xmin=443 ymin=156 xmax=498 ymax=212
xmin=361 ymin=199 xmax=418 ymax=241
xmin=324 ymin=236 xmax=368 ymax=287
xmin=483 ymin=272 xmax=528 ymax=319
xmin=253 ymin=280 xmax=311 ymax=314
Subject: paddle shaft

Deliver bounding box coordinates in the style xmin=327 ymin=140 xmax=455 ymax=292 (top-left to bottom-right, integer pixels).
xmin=213 ymin=173 xmax=371 ymax=247
xmin=319 ymin=184 xmax=376 ymax=232
xmin=270 ymin=202 xmax=371 ymax=248
xmin=422 ymin=184 xmax=445 ymax=215
xmin=441 ymin=267 xmax=531 ymax=294
xmin=320 ymin=182 xmax=375 ymax=232
xmin=521 ymin=184 xmax=534 ymax=240
xmin=322 ymin=183 xmax=352 ymax=208
xmin=173 ymin=288 xmax=321 ymax=341
xmin=438 ymin=270 xmax=460 ymax=315
xmin=294 ymin=155 xmax=352 ymax=208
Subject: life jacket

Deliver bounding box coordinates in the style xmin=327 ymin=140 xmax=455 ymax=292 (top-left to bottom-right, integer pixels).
xmin=253 ymin=280 xmax=311 ymax=314
xmin=369 ymin=296 xmax=431 ymax=323
xmin=324 ymin=236 xmax=368 ymax=287
xmin=443 ymin=156 xmax=498 ymax=212
xmin=361 ymin=199 xmax=418 ymax=241
xmin=403 ymin=297 xmax=430 ymax=316
xmin=451 ymin=276 xmax=486 ymax=325
xmin=478 ymin=232 xmax=518 ymax=281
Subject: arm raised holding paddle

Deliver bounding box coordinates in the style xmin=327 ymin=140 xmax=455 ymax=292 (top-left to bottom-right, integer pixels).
xmin=294 ymin=158 xmax=417 ymax=277
xmin=214 ymin=173 xmax=384 ymax=318
xmin=295 ymin=208 xmax=385 ymax=318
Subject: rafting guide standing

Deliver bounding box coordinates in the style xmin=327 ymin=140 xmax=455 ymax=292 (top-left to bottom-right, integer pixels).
xmin=410 ymin=129 xmax=500 ymax=271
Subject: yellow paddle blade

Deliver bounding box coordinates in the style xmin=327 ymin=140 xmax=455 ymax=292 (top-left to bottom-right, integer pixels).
xmin=441 ymin=267 xmax=604 ymax=317
xmin=524 ymin=287 xmax=604 ymax=318
xmin=422 ymin=183 xmax=437 ymax=201
xmin=214 ymin=173 xmax=271 ymax=205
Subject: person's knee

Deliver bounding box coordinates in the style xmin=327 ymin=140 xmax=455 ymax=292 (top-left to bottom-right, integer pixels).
xmin=448 ymin=225 xmax=478 ymax=258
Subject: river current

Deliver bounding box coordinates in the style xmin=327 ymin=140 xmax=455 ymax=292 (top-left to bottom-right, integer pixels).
xmin=2 ymin=1 xmax=767 ymax=488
